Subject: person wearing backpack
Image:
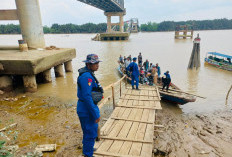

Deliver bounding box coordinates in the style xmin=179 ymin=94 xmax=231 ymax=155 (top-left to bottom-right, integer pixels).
xmin=77 ymin=54 xmax=104 ymax=157
xmin=127 ymin=57 xmax=140 ymax=90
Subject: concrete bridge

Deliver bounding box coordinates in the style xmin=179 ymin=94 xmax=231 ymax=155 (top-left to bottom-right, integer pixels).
xmin=77 ymin=0 xmax=125 ymax=12
xmin=77 ymin=0 xmax=129 ymax=40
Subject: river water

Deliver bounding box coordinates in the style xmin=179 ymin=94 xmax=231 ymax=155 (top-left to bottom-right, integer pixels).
xmin=1 ymin=30 xmax=232 ymax=114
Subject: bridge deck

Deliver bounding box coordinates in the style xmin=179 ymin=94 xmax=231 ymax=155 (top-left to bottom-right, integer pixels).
xmin=94 ymin=85 xmax=162 ymax=157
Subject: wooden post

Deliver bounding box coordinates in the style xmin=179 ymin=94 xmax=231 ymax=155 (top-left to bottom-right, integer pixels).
xmin=96 ymin=127 xmax=101 ymax=141
xmin=125 ymin=76 xmax=127 ymax=89
xmin=120 ymin=81 xmax=122 ymax=97
xmin=112 ymin=86 xmax=115 ymax=109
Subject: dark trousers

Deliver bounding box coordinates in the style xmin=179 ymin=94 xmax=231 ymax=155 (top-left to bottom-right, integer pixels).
xmin=78 ymin=116 xmax=98 ymax=157
xmin=162 ymin=78 xmax=171 ymax=91
xmin=148 ymin=75 xmax=154 ymax=86
xmin=131 ymin=75 xmax=139 ymax=89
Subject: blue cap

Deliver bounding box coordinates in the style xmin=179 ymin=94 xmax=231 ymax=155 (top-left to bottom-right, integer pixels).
xmin=133 ymin=57 xmax=137 ymax=61
xmin=83 ymin=54 xmax=102 ymax=64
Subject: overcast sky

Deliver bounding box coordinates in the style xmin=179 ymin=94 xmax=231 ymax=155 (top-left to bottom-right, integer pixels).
xmin=1 ymin=0 xmax=232 ymax=26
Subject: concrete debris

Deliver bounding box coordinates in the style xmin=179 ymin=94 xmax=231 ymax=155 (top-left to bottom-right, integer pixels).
xmin=0 ymin=90 xmax=4 ymax=95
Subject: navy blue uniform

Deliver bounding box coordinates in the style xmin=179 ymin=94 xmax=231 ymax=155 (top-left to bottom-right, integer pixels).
xmin=77 ymin=67 xmax=100 ymax=157
xmin=127 ymin=62 xmax=140 ymax=89
xmin=162 ymin=72 xmax=171 ymax=91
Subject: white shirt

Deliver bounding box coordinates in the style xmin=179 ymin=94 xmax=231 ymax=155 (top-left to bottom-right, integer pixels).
xmin=125 ymin=60 xmax=130 ymax=68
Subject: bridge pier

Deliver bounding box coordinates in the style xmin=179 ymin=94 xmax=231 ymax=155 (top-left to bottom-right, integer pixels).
xmin=104 ymin=12 xmax=125 ymax=33
xmin=92 ymin=11 xmax=129 ymax=41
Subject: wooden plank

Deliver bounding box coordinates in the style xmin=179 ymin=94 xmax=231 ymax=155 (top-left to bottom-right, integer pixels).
xmin=94 ymin=151 xmax=140 ymax=157
xmin=140 ymin=102 xmax=155 ymax=157
xmin=129 ymin=122 xmax=147 ymax=155
xmin=140 ymin=124 xmax=154 ymax=157
xmin=129 ymin=108 xmax=149 ymax=156
xmin=98 ymin=110 xmax=126 ymax=153
xmin=115 ymin=105 xmax=156 ymax=110
xmin=126 ymin=87 xmax=156 ymax=91
xmin=107 ymin=96 xmax=142 ymax=154
xmin=124 ymin=93 xmax=158 ymax=97
xmin=110 ymin=117 xmax=153 ymax=124
xmin=101 ymin=107 xmax=121 ymax=135
xmin=120 ymin=97 xmax=159 ymax=101
xmin=100 ymin=136 xmax=152 ymax=144
xmin=118 ymin=122 xmax=140 ymax=155
xmin=107 ymin=108 xmax=133 ymax=154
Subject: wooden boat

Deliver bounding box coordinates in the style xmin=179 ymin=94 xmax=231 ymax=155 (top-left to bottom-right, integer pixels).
xmin=204 ymin=52 xmax=232 ymax=71
xmin=118 ymin=64 xmax=196 ymax=105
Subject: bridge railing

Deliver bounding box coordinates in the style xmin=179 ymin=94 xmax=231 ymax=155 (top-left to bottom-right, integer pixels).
xmin=97 ymin=75 xmax=127 ymax=140
xmin=112 ymin=0 xmax=124 ymax=9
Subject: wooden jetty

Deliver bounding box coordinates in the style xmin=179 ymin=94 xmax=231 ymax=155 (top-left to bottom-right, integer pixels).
xmin=94 ymin=76 xmax=162 ymax=157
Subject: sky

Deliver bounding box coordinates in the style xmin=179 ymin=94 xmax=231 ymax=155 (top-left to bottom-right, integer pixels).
xmin=1 ymin=0 xmax=232 ymax=26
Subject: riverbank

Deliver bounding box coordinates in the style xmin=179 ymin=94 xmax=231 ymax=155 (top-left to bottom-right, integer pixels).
xmin=1 ymin=93 xmax=232 ymax=156
xmin=154 ymin=103 xmax=232 ymax=157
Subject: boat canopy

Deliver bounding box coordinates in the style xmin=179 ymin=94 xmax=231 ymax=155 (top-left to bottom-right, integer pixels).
xmin=207 ymin=52 xmax=232 ymax=59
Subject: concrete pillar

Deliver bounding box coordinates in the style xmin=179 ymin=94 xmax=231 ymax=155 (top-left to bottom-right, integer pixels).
xmin=64 ymin=61 xmax=73 ymax=72
xmin=119 ymin=15 xmax=124 ymax=32
xmin=107 ymin=15 xmax=111 ymax=33
xmin=23 ymin=75 xmax=37 ymax=92
xmin=54 ymin=64 xmax=64 ymax=77
xmin=15 ymin=0 xmax=45 ymax=48
xmin=0 ymin=76 xmax=13 ymax=91
xmin=42 ymin=69 xmax=52 ymax=83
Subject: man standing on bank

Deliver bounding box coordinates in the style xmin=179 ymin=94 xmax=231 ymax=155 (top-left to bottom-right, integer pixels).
xmin=77 ymin=54 xmax=103 ymax=157
xmin=138 ymin=52 xmax=143 ymax=66
xmin=127 ymin=57 xmax=140 ymax=90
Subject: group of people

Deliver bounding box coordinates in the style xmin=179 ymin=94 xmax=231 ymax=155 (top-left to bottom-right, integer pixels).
xmin=119 ymin=53 xmax=171 ymax=91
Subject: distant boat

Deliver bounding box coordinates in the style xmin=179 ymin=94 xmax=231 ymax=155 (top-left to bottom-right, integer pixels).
xmin=117 ymin=65 xmax=196 ymax=105
xmin=205 ymin=52 xmax=232 ymax=71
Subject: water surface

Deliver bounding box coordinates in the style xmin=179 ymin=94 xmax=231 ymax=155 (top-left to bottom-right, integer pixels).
xmin=1 ymin=30 xmax=232 ymax=114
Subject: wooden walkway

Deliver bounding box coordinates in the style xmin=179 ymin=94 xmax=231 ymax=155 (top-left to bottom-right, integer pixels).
xmin=94 ymin=85 xmax=162 ymax=157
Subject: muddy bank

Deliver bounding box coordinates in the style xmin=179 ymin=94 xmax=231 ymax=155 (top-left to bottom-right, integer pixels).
xmin=0 ymin=94 xmax=83 ymax=156
xmin=154 ymin=103 xmax=232 ymax=157
xmin=1 ymin=92 xmax=232 ymax=157
xmin=0 ymin=93 xmax=112 ymax=157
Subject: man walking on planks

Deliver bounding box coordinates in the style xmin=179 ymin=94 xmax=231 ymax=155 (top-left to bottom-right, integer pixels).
xmin=77 ymin=54 xmax=104 ymax=157
xmin=127 ymin=57 xmax=140 ymax=90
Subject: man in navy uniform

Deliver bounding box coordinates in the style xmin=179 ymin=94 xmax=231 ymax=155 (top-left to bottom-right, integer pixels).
xmin=162 ymin=71 xmax=171 ymax=91
xmin=77 ymin=54 xmax=103 ymax=157
xmin=127 ymin=57 xmax=140 ymax=90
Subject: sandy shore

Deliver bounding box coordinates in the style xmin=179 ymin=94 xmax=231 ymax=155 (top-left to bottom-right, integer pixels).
xmin=0 ymin=93 xmax=232 ymax=157
xmin=154 ymin=104 xmax=232 ymax=157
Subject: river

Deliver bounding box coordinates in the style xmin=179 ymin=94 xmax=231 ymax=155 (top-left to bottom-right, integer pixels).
xmin=1 ymin=30 xmax=232 ymax=114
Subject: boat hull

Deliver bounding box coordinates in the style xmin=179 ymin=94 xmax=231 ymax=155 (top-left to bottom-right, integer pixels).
xmin=205 ymin=58 xmax=232 ymax=71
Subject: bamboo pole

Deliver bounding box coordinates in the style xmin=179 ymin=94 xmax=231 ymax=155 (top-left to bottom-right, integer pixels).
xmin=112 ymin=86 xmax=115 ymax=109
xmin=157 ymin=86 xmax=206 ymax=99
xmin=225 ymin=85 xmax=232 ymax=105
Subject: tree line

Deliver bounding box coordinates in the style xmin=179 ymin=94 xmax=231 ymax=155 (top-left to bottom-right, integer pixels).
xmin=140 ymin=18 xmax=232 ymax=31
xmin=0 ymin=18 xmax=232 ymax=34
